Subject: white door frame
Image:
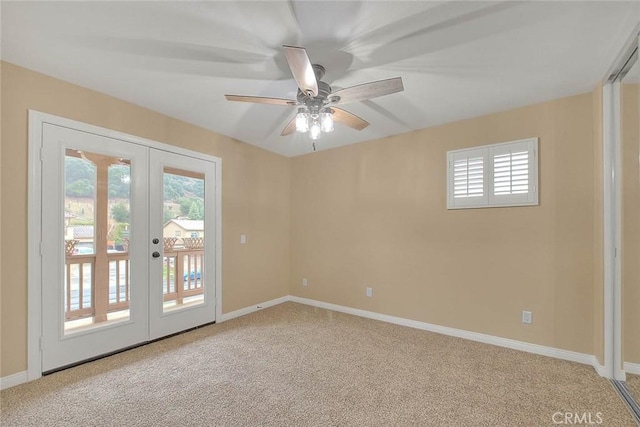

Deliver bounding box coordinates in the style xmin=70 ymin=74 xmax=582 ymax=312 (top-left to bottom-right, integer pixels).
xmin=603 ymin=79 xmax=623 ymax=380
xmin=602 ymin=26 xmax=639 ymax=381
xmin=27 ymin=110 xmax=223 ymax=381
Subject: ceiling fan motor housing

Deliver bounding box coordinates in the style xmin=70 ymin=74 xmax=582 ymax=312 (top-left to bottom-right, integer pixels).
xmin=297 ymin=80 xmax=332 ymax=104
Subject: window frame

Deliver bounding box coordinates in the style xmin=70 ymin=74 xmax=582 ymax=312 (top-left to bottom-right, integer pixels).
xmin=447 ymin=137 xmax=538 ymax=210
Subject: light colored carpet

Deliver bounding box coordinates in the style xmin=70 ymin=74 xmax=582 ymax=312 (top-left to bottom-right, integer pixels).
xmin=627 ymin=374 xmax=640 ymax=407
xmin=1 ymin=302 xmax=635 ymax=426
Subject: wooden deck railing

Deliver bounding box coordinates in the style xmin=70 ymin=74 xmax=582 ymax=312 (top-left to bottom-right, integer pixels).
xmin=162 ymin=250 xmax=204 ymax=305
xmin=108 ymin=252 xmax=130 ymax=313
xmin=64 ymin=254 xmax=95 ymax=321
xmin=64 ymin=248 xmax=204 ymax=321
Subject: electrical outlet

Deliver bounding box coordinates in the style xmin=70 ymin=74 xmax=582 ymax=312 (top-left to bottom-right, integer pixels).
xmin=302 ymin=278 xmax=308 ymax=287
xmin=522 ymin=310 xmax=532 ymax=324
xmin=240 ymin=234 xmax=247 ymax=244
xmin=366 ymin=287 xmax=373 ymax=297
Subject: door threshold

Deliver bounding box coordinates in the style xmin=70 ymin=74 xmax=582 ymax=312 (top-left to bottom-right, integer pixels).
xmin=611 ymin=380 xmax=640 ymax=425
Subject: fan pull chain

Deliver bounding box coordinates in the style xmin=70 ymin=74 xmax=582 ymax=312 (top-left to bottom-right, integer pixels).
xmin=312 ymin=142 xmax=316 ymax=152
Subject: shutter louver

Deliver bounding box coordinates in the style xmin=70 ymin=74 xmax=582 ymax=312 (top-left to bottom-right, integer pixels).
xmin=454 ymin=156 xmax=484 ymax=198
xmin=493 ymin=150 xmax=529 ymax=195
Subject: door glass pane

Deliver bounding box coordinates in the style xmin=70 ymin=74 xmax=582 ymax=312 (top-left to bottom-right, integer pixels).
xmin=64 ymin=149 xmax=131 ymax=333
xmin=162 ymin=167 xmax=206 ymax=313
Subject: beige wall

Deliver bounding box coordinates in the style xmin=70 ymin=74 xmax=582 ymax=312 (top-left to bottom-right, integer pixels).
xmin=0 ymin=60 xmax=612 ymax=378
xmin=622 ymin=82 xmax=640 ymax=365
xmin=0 ymin=62 xmax=291 ymax=377
xmin=290 ymin=93 xmax=599 ymax=355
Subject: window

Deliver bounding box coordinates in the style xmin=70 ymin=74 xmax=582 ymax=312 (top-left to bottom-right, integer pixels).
xmin=447 ymin=138 xmax=538 ymax=209
xmin=175 ymin=231 xmax=181 ymax=236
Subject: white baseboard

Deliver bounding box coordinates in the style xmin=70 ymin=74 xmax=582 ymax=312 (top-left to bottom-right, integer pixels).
xmin=624 ymin=362 xmax=640 ymax=375
xmin=218 ymin=295 xmax=290 ymax=322
xmin=593 ymin=359 xmax=608 ymax=377
xmin=1 ymin=371 xmax=29 ymax=390
xmin=289 ymin=296 xmax=598 ymax=370
xmin=3 ymin=294 xmax=608 ymax=391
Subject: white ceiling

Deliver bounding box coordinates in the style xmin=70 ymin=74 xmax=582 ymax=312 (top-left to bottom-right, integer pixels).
xmin=2 ymin=1 xmax=639 ymax=157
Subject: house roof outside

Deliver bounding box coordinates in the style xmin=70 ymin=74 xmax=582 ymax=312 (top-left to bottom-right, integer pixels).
xmin=72 ymin=226 xmax=94 ymax=239
xmin=164 ymin=219 xmax=204 ymax=231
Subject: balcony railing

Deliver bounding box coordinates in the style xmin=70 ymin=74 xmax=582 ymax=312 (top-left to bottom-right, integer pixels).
xmin=162 ymin=249 xmax=204 ymax=305
xmin=64 ymin=248 xmax=204 ymax=322
xmin=64 ymin=254 xmax=95 ymax=321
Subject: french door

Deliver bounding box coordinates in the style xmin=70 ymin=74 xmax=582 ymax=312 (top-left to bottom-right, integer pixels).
xmin=40 ymin=123 xmax=217 ymax=372
xmin=148 ymin=148 xmax=217 ymax=339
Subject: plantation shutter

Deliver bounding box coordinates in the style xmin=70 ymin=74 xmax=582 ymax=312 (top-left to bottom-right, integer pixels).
xmin=488 ymin=139 xmax=537 ymax=206
xmin=447 ymin=138 xmax=538 ymax=209
xmin=447 ymin=148 xmax=488 ymax=208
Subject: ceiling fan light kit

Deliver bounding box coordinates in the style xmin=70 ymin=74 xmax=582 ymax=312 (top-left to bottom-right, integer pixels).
xmin=295 ymin=106 xmax=334 ymax=137
xmin=225 ymin=45 xmax=404 ymax=151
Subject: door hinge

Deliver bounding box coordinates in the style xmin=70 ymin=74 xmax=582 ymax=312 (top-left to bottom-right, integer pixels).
xmin=39 ymin=336 xmax=44 ymax=351
xmin=39 ymin=242 xmax=44 ymax=256
xmin=40 ymin=147 xmax=45 ymax=162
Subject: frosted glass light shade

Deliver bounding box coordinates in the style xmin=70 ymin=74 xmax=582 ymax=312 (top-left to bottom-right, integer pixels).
xmin=295 ymin=110 xmax=309 ymax=133
xmin=309 ymin=120 xmax=321 ymax=140
xmin=320 ymin=111 xmax=334 ymax=132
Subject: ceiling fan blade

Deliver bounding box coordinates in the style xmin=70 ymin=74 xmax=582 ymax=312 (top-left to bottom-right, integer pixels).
xmin=225 ymin=95 xmax=297 ymax=106
xmin=332 ymin=107 xmax=369 ymax=131
xmin=330 ymin=77 xmax=404 ymax=105
xmin=283 ymin=45 xmax=318 ymax=97
xmin=280 ymin=116 xmax=297 ymax=136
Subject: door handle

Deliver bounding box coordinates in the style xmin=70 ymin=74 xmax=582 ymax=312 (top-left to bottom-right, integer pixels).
xmin=152 ymin=238 xmax=159 ymax=244
xmin=152 ymin=251 xmax=161 ymax=258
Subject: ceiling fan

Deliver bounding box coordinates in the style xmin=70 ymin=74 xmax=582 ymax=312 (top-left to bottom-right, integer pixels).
xmin=225 ymin=45 xmax=404 ymax=150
